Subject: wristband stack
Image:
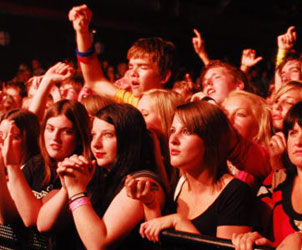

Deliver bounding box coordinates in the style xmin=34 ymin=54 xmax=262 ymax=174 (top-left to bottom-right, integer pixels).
xmin=69 ymin=192 xmax=91 ymax=212
xmin=76 ymin=46 xmax=95 ymax=63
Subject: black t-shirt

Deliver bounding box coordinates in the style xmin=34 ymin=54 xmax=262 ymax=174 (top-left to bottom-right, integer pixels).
xmin=172 ymin=178 xmax=255 ymax=237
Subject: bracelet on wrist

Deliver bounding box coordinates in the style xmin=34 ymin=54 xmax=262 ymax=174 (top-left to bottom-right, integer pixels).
xmin=76 ymin=46 xmax=95 ymax=57
xmin=69 ymin=197 xmax=91 ymax=212
xmin=69 ymin=192 xmax=88 ymax=203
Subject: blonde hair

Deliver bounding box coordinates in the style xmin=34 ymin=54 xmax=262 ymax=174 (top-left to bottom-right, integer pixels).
xmin=272 ymin=81 xmax=302 ymax=104
xmin=142 ymin=89 xmax=185 ymax=141
xmin=81 ymin=95 xmax=114 ymax=116
xmin=223 ymin=90 xmax=272 ymax=147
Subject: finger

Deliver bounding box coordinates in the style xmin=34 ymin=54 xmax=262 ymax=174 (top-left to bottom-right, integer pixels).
xmin=287 ymin=26 xmax=295 ymax=35
xmin=137 ymin=180 xmax=146 ymax=196
xmin=142 ymin=181 xmax=151 ymax=197
xmin=139 ymin=223 xmax=146 ymax=238
xmin=193 ymin=28 xmax=201 ymax=39
xmin=254 ymin=56 xmax=263 ymax=64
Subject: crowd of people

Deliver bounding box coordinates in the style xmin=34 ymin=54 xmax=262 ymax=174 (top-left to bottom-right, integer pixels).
xmin=1 ymin=4 xmax=302 ymax=250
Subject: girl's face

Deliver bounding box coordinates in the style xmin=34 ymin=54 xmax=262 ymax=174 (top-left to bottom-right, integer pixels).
xmin=169 ymin=115 xmax=205 ymax=172
xmin=287 ymin=122 xmax=302 ymax=168
xmin=91 ymin=118 xmax=117 ymax=168
xmin=0 ymin=119 xmax=24 ymax=164
xmin=223 ymin=95 xmax=259 ymax=141
xmin=44 ymin=115 xmax=77 ymax=161
xmin=137 ymin=95 xmax=162 ymax=134
xmin=271 ymin=89 xmax=301 ymax=131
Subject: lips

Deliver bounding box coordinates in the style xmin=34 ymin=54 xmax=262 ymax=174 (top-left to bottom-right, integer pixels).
xmin=131 ymin=81 xmax=140 ymax=89
xmin=206 ymin=88 xmax=215 ymax=96
xmin=94 ymin=152 xmax=106 ymax=158
xmin=170 ymin=149 xmax=180 ymax=156
xmin=50 ymin=143 xmax=61 ymax=150
xmin=272 ymin=113 xmax=282 ymax=121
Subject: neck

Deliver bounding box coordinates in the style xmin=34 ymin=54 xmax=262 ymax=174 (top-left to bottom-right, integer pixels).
xmin=296 ymin=166 xmax=302 ymax=182
xmin=184 ymin=167 xmax=215 ymax=193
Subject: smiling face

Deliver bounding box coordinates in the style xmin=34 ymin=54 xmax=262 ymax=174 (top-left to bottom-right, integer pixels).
xmin=223 ymin=95 xmax=259 ymax=141
xmin=271 ymin=89 xmax=302 ymax=131
xmin=202 ymin=67 xmax=241 ymax=104
xmin=44 ymin=115 xmax=77 ymax=161
xmin=287 ymin=122 xmax=302 ymax=168
xmin=169 ymin=114 xmax=205 ymax=171
xmin=90 ymin=118 xmax=117 ymax=168
xmin=128 ymin=57 xmax=164 ymax=97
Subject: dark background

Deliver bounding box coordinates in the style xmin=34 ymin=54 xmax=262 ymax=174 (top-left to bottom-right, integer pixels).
xmin=0 ymin=0 xmax=302 ymax=81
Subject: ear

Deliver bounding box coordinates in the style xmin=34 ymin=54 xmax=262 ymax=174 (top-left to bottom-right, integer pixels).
xmin=160 ymin=70 xmax=171 ymax=85
xmin=235 ymin=80 xmax=245 ymax=90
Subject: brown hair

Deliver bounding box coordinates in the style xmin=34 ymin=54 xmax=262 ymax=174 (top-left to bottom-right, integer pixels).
xmin=1 ymin=109 xmax=40 ymax=164
xmin=174 ymin=101 xmax=230 ymax=182
xmin=127 ymin=37 xmax=176 ymax=82
xmin=39 ymin=100 xmax=90 ymax=186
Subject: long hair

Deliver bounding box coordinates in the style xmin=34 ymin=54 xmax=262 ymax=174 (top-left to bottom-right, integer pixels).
xmin=1 ymin=109 xmax=40 ymax=164
xmin=174 ymin=101 xmax=231 ymax=182
xmin=222 ymin=90 xmax=272 ymax=147
xmin=91 ymin=103 xmax=158 ymax=215
xmin=39 ymin=100 xmax=90 ymax=186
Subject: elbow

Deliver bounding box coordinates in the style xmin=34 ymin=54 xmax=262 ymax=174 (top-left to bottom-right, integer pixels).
xmin=23 ymin=217 xmax=37 ymax=228
xmin=36 ymin=219 xmax=52 ymax=233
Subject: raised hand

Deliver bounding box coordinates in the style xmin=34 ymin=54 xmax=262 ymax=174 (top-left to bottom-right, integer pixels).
xmin=1 ymin=121 xmax=22 ymax=166
xmin=192 ymin=29 xmax=210 ymax=65
xmin=68 ymin=5 xmax=92 ymax=33
xmin=269 ymin=132 xmax=286 ymax=170
xmin=44 ymin=62 xmax=74 ymax=84
xmin=240 ymin=49 xmax=263 ymax=73
xmin=277 ymin=26 xmax=297 ymax=51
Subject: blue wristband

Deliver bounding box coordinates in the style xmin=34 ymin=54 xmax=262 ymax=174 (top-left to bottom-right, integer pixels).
xmin=76 ymin=46 xmax=95 ymax=57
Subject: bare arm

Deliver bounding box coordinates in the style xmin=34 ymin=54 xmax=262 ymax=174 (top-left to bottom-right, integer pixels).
xmin=124 ymin=175 xmax=165 ymax=221
xmin=192 ymin=29 xmax=210 ymax=66
xmin=37 ymin=188 xmax=70 ymax=232
xmin=0 ymin=159 xmax=18 ymax=224
xmin=2 ymin=121 xmax=41 ymax=227
xmin=29 ymin=62 xmax=73 ymax=121
xmin=69 ymin=5 xmax=118 ymax=99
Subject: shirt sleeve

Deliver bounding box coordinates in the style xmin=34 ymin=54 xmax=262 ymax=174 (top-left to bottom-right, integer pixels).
xmin=217 ymin=179 xmax=254 ymax=226
xmin=114 ymin=89 xmax=140 ymax=107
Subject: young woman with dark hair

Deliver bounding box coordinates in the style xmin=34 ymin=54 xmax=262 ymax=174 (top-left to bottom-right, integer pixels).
xmin=37 ymin=103 xmax=166 ymax=249
xmin=140 ymin=101 xmax=254 ymax=241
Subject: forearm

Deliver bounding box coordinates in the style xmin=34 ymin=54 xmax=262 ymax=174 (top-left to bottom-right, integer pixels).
xmin=75 ymin=30 xmax=117 ymax=98
xmin=28 ymin=75 xmax=55 ymax=121
xmin=0 ymin=175 xmax=18 ymax=224
xmin=37 ymin=188 xmax=70 ymax=232
xmin=6 ymin=165 xmax=41 ymax=227
xmin=197 ymin=52 xmax=210 ymax=66
xmin=72 ymin=204 xmax=108 ymax=250
xmin=173 ymin=214 xmax=200 ymax=234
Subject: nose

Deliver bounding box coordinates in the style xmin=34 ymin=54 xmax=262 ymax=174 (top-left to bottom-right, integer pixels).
xmin=273 ymin=101 xmax=282 ymax=112
xmin=129 ymin=66 xmax=138 ymax=78
xmin=92 ymin=134 xmax=103 ymax=149
xmin=169 ymin=132 xmax=180 ymax=146
xmin=52 ymin=130 xmax=61 ymax=143
xmin=295 ymin=131 xmax=302 ymax=146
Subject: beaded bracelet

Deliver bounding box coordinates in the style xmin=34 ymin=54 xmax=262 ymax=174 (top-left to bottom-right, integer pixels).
xmin=69 ymin=197 xmax=91 ymax=212
xmin=69 ymin=192 xmax=88 ymax=203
